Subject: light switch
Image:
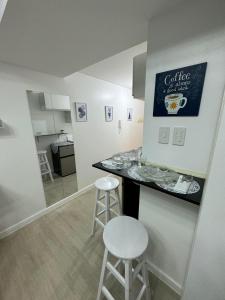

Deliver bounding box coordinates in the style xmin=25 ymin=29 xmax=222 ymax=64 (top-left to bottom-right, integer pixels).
xmin=158 ymin=127 xmax=170 ymax=144
xmin=173 ymin=127 xmax=186 ymax=146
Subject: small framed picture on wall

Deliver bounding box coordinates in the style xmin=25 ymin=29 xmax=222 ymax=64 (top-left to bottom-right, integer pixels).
xmin=127 ymin=108 xmax=133 ymax=121
xmin=105 ymin=106 xmax=113 ymax=122
xmin=75 ymin=102 xmax=88 ymax=122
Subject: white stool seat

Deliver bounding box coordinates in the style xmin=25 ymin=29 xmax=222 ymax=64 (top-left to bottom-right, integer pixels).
xmin=92 ymin=176 xmax=121 ymax=235
xmin=103 ymin=216 xmax=149 ymax=260
xmin=97 ymin=216 xmax=151 ymax=300
xmin=95 ymin=177 xmax=119 ymax=191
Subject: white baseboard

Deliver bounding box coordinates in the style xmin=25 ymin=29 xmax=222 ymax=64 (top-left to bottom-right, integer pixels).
xmin=0 ymin=183 xmax=94 ymax=240
xmin=146 ymin=259 xmax=182 ymax=296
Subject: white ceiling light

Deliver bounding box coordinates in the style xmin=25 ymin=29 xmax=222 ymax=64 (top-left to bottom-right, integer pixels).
xmin=0 ymin=0 xmax=8 ymax=23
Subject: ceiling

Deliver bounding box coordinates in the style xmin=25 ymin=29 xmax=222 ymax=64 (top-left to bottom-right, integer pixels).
xmin=0 ymin=0 xmax=182 ymax=77
xmin=81 ymin=42 xmax=147 ymax=89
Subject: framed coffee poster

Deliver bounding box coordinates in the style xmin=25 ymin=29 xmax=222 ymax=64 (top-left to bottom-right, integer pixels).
xmin=153 ymin=62 xmax=207 ymax=116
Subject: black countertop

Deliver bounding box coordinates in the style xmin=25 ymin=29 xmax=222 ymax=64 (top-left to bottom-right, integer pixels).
xmin=93 ymin=161 xmax=205 ymax=206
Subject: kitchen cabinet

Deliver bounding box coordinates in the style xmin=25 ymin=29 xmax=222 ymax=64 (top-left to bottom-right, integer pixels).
xmin=51 ymin=94 xmax=70 ymax=111
xmin=132 ymin=52 xmax=147 ymax=100
xmin=40 ymin=93 xmax=71 ymax=111
xmin=28 ymin=91 xmax=72 ymax=136
xmin=39 ymin=92 xmax=53 ymax=110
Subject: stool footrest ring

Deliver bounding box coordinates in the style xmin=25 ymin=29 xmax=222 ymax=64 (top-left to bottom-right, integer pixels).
xmin=132 ymin=260 xmax=144 ymax=283
xmin=106 ymin=261 xmax=126 ymax=287
xmin=136 ymin=284 xmax=146 ymax=300
xmin=95 ymin=218 xmax=104 ymax=228
xmin=102 ymin=286 xmax=115 ymax=300
xmin=105 ymin=259 xmax=122 ymax=281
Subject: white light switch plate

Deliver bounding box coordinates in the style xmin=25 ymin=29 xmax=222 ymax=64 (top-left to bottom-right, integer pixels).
xmin=173 ymin=127 xmax=186 ymax=146
xmin=158 ymin=127 xmax=170 ymax=144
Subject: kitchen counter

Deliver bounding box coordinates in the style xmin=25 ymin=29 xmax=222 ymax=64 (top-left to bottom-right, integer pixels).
xmin=93 ymin=160 xmax=205 ymax=219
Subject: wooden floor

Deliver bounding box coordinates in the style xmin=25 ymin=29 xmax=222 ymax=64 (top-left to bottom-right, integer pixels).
xmin=0 ymin=189 xmax=180 ymax=300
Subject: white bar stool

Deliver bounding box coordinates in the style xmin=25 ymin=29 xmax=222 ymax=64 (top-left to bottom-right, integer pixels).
xmin=97 ymin=216 xmax=151 ymax=300
xmin=92 ymin=177 xmax=121 ymax=235
xmin=37 ymin=150 xmax=54 ymax=182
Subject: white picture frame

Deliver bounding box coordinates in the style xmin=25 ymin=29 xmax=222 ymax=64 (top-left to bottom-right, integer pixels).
xmin=75 ymin=102 xmax=87 ymax=122
xmin=127 ymin=108 xmax=133 ymax=121
xmin=105 ymin=106 xmax=113 ymax=122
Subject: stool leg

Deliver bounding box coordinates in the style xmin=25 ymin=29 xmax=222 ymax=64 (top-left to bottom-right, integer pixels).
xmin=91 ymin=189 xmax=100 ymax=236
xmin=142 ymin=256 xmax=151 ymax=300
xmin=97 ymin=248 xmax=108 ymax=300
xmin=45 ymin=155 xmax=54 ymax=182
xmin=43 ymin=153 xmax=54 ymax=182
xmin=105 ymin=191 xmax=110 ymax=224
xmin=48 ymin=166 xmax=54 ymax=182
xmin=124 ymin=260 xmax=133 ymax=300
xmin=115 ymin=187 xmax=122 ymax=215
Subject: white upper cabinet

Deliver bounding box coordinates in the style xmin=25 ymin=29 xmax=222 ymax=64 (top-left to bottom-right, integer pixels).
xmin=39 ymin=92 xmax=52 ymax=110
xmin=51 ymin=94 xmax=71 ymax=111
xmin=132 ymin=52 xmax=147 ymax=100
xmin=40 ymin=93 xmax=71 ymax=111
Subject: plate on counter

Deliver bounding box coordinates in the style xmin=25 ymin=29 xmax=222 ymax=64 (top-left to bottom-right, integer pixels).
xmin=128 ymin=165 xmax=179 ymax=183
xmin=156 ymin=180 xmax=200 ymax=194
xmin=128 ymin=166 xmax=151 ymax=182
xmin=101 ymin=159 xmax=131 ymax=170
xmin=136 ymin=166 xmax=174 ymax=180
xmin=112 ymin=148 xmax=140 ymax=162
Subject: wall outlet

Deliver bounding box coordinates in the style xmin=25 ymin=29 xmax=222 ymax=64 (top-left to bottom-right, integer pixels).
xmin=158 ymin=127 xmax=170 ymax=144
xmin=173 ymin=127 xmax=186 ymax=146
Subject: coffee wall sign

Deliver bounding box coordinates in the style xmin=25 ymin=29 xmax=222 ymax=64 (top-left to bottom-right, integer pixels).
xmin=153 ymin=62 xmax=207 ymax=116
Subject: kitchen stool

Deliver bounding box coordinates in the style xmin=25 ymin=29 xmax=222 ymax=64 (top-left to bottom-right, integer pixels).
xmin=97 ymin=216 xmax=151 ymax=300
xmin=91 ymin=177 xmax=121 ymax=235
xmin=37 ymin=150 xmax=54 ymax=182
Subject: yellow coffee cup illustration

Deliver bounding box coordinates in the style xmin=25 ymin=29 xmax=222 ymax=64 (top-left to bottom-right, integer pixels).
xmin=165 ymin=93 xmax=187 ymax=115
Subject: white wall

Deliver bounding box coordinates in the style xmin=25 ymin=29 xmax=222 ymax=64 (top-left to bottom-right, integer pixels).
xmin=65 ymin=72 xmax=144 ymax=189
xmin=0 ymin=63 xmax=68 ymax=232
xmin=0 ymin=62 xmax=144 ymax=233
xmin=182 ymin=93 xmax=225 ymax=299
xmin=0 ymin=79 xmax=47 ymax=231
xmin=139 ymin=0 xmax=225 ymax=293
xmin=143 ymin=2 xmax=225 ymax=176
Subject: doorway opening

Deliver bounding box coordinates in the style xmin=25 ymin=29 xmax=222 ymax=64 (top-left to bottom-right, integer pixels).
xmin=27 ymin=90 xmax=78 ymax=206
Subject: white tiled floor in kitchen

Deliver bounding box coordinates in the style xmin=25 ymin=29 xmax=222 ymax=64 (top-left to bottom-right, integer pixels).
xmin=43 ymin=173 xmax=78 ymax=207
